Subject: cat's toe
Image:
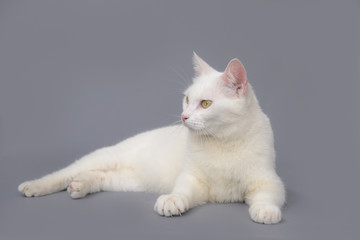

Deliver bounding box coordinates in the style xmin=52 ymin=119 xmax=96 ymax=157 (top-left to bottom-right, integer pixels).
xmin=18 ymin=180 xmax=46 ymax=197
xmin=67 ymin=179 xmax=89 ymax=199
xmin=154 ymin=194 xmax=189 ymax=217
xmin=249 ymin=203 xmax=282 ymax=224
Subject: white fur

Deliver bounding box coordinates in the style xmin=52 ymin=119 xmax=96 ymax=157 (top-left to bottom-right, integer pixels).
xmin=18 ymin=54 xmax=285 ymax=224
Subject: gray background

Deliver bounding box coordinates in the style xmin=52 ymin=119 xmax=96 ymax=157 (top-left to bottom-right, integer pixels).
xmin=0 ymin=0 xmax=359 ymax=239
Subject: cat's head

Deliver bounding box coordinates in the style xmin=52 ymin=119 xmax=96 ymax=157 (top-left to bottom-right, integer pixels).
xmin=181 ymin=52 xmax=256 ymax=139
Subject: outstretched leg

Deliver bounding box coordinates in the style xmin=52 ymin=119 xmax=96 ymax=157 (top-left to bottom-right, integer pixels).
xmin=68 ymin=168 xmax=145 ymax=199
xmin=18 ymin=146 xmax=124 ymax=197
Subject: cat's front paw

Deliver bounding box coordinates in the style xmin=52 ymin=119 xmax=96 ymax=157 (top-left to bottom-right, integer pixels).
xmin=154 ymin=194 xmax=189 ymax=217
xmin=249 ymin=203 xmax=282 ymax=224
xmin=18 ymin=180 xmax=48 ymax=197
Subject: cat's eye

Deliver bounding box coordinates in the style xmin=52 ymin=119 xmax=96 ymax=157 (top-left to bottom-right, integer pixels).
xmin=201 ymin=100 xmax=212 ymax=109
xmin=185 ymin=96 xmax=189 ymax=104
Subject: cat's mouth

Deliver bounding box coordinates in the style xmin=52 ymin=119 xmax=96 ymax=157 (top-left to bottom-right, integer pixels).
xmin=182 ymin=120 xmax=208 ymax=134
xmin=183 ymin=121 xmax=199 ymax=131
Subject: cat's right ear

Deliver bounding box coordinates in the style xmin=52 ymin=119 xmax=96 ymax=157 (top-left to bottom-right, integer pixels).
xmin=192 ymin=52 xmax=216 ymax=76
xmin=221 ymin=58 xmax=248 ymax=95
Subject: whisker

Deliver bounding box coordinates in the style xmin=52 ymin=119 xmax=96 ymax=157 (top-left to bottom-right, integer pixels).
xmin=169 ymin=65 xmax=190 ymax=89
xmin=169 ymin=120 xmax=182 ymax=127
xmin=198 ymin=130 xmax=206 ymax=150
xmin=168 ymin=124 xmax=185 ymax=137
xmin=176 ymin=65 xmax=192 ymax=84
xmin=164 ymin=114 xmax=181 ymax=122
xmin=204 ymin=127 xmax=220 ymax=140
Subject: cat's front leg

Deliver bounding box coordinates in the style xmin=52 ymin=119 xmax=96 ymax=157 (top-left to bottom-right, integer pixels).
xmin=245 ymin=178 xmax=285 ymax=224
xmin=154 ymin=193 xmax=189 ymax=216
xmin=154 ymin=172 xmax=208 ymax=217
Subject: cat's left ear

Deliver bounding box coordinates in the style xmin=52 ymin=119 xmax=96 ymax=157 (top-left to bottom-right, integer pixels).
xmin=193 ymin=52 xmax=216 ymax=76
xmin=221 ymin=58 xmax=248 ymax=95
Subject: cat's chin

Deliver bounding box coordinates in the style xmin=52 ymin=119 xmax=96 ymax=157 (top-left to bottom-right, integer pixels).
xmin=182 ymin=123 xmax=213 ymax=137
xmin=182 ymin=122 xmax=202 ymax=132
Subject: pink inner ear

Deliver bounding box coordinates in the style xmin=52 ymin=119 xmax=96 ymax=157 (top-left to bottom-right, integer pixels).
xmin=221 ymin=59 xmax=248 ymax=93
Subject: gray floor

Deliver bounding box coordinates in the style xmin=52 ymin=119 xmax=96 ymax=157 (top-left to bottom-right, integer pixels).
xmin=0 ymin=1 xmax=359 ymax=240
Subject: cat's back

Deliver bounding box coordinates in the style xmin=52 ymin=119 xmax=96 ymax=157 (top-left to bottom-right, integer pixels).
xmin=115 ymin=125 xmax=188 ymax=157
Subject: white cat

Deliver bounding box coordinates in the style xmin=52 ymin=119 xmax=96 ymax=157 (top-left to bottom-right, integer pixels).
xmin=18 ymin=53 xmax=285 ymax=224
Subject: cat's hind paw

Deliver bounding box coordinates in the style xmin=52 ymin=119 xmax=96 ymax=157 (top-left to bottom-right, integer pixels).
xmin=154 ymin=194 xmax=189 ymax=217
xmin=18 ymin=180 xmax=48 ymax=197
xmin=67 ymin=179 xmax=91 ymax=199
xmin=249 ymin=203 xmax=282 ymax=224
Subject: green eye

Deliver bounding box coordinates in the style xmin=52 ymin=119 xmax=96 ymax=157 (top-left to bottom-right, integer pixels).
xmin=186 ymin=96 xmax=189 ymax=104
xmin=201 ymin=100 xmax=212 ymax=109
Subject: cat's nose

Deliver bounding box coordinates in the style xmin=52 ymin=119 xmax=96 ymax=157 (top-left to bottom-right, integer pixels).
xmin=181 ymin=114 xmax=189 ymax=122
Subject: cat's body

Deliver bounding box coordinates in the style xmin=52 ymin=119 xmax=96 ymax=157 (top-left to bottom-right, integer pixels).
xmin=18 ymin=53 xmax=285 ymax=224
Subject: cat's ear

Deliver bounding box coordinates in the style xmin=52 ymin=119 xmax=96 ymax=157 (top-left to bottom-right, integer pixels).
xmin=192 ymin=52 xmax=216 ymax=76
xmin=221 ymin=58 xmax=248 ymax=94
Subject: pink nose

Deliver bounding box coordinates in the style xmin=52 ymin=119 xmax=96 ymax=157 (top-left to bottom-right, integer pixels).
xmin=181 ymin=114 xmax=189 ymax=122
